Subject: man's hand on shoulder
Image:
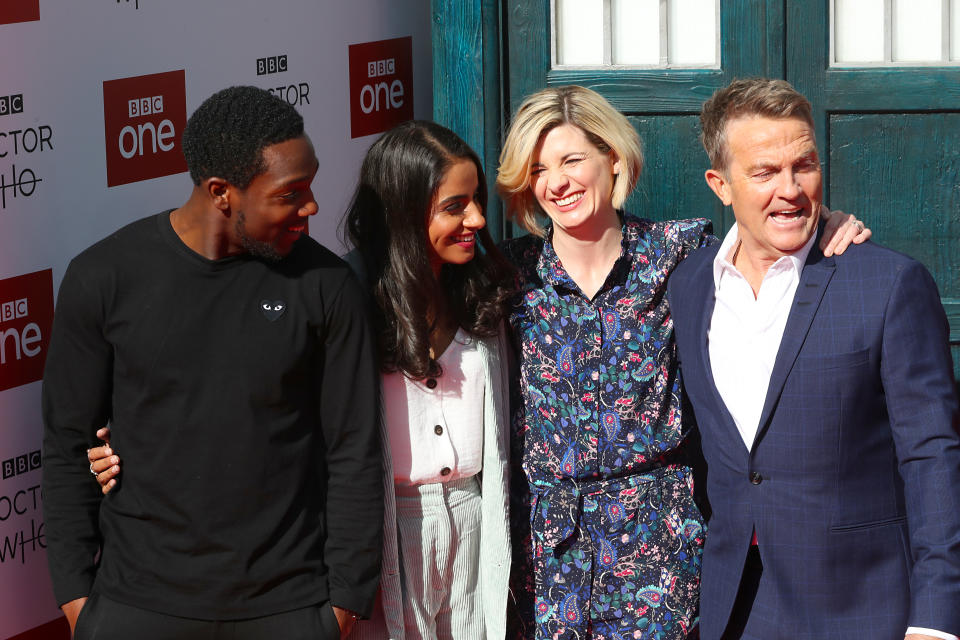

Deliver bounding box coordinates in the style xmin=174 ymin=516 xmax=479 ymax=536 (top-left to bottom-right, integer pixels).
xmin=61 ymin=597 xmax=87 ymax=635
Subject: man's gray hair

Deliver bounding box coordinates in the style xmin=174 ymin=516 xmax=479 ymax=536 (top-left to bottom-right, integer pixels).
xmin=700 ymin=77 xmax=815 ymax=172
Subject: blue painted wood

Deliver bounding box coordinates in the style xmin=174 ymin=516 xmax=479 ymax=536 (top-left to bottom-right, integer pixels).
xmin=505 ymin=0 xmax=550 ymax=117
xmin=829 ymin=113 xmax=960 ymax=379
xmin=826 ymin=68 xmax=960 ymax=109
xmin=625 ymin=115 xmax=727 ymax=232
xmin=762 ymin=0 xmax=785 ymax=77
xmin=480 ymin=0 xmax=505 ymax=240
xmin=432 ymin=0 xmax=484 ymax=153
xmin=544 ymin=70 xmax=728 ymax=112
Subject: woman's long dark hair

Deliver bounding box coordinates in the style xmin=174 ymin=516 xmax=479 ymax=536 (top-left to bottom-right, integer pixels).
xmin=344 ymin=120 xmax=514 ymax=379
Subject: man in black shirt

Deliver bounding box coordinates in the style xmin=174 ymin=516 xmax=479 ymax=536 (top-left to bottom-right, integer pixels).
xmin=41 ymin=86 xmax=382 ymax=639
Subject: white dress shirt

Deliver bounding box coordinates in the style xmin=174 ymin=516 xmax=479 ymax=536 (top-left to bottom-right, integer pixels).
xmin=707 ymin=224 xmax=957 ymax=640
xmin=382 ymin=328 xmax=484 ymax=486
xmin=708 ymin=223 xmax=815 ymax=450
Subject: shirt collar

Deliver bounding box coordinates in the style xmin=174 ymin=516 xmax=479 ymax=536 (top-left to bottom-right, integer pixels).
xmin=536 ymin=213 xmax=635 ymax=289
xmin=712 ymin=222 xmax=817 ymax=289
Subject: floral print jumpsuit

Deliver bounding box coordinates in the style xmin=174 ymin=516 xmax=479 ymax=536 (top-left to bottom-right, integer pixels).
xmin=503 ymin=215 xmax=712 ymax=640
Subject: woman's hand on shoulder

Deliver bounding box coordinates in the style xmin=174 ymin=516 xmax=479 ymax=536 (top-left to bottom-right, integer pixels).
xmin=819 ymin=207 xmax=871 ymax=257
xmin=87 ymin=427 xmax=120 ymax=494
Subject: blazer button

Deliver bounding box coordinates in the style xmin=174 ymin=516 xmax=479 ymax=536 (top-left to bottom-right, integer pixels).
xmin=426 ymin=378 xmax=438 ymax=389
xmin=434 ymin=425 xmax=444 ymax=436
xmin=440 ymin=467 xmax=451 ymax=476
xmin=749 ymin=471 xmax=763 ymax=485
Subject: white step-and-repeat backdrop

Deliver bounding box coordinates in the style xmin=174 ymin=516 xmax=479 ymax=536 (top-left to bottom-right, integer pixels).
xmin=0 ymin=2 xmax=432 ymax=637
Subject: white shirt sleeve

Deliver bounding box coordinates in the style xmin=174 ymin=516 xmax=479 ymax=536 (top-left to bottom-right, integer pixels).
xmin=905 ymin=627 xmax=959 ymax=640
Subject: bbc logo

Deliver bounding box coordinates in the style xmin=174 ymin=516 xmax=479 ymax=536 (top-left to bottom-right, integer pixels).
xmin=128 ymin=96 xmax=164 ymax=118
xmin=367 ymin=58 xmax=395 ymax=78
xmin=1 ymin=450 xmax=41 ymax=480
xmin=257 ymin=55 xmax=288 ymax=76
xmin=1 ymin=298 xmax=28 ymax=323
xmin=0 ymin=94 xmax=24 ymax=116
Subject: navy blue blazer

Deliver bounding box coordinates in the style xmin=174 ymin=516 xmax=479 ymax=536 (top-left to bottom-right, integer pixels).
xmin=667 ymin=234 xmax=960 ymax=639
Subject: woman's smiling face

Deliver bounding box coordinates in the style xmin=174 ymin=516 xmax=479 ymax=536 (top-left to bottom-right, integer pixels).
xmin=529 ymin=123 xmax=620 ymax=237
xmin=425 ymin=158 xmax=485 ymax=275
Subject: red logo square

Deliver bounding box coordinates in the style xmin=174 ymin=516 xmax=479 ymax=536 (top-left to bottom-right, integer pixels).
xmin=0 ymin=0 xmax=40 ymax=25
xmin=103 ymin=70 xmax=188 ymax=187
xmin=348 ymin=37 xmax=414 ymax=139
xmin=0 ymin=269 xmax=53 ymax=392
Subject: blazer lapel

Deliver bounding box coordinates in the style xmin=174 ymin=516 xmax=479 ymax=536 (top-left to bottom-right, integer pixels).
xmin=752 ymin=244 xmax=836 ymax=449
xmin=686 ymin=250 xmax=744 ymax=452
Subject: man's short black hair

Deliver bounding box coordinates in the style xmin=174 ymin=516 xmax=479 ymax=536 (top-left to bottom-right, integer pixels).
xmin=181 ymin=86 xmax=305 ymax=188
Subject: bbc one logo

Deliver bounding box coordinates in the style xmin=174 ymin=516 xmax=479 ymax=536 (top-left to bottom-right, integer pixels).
xmin=0 ymin=270 xmax=53 ymax=393
xmin=348 ymin=36 xmax=414 ymax=139
xmin=102 ymin=70 xmax=187 ymax=187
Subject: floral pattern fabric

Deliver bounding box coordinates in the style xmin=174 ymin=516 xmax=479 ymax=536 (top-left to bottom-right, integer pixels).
xmin=502 ymin=214 xmax=713 ymax=640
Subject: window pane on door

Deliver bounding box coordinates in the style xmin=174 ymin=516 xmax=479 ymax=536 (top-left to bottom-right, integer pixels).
xmin=554 ymin=0 xmax=718 ymax=68
xmin=893 ymin=0 xmax=941 ymax=61
xmin=556 ymin=0 xmax=604 ymax=65
xmin=834 ymin=0 xmax=885 ymax=63
xmin=669 ymin=0 xmax=717 ymax=65
xmin=612 ymin=0 xmax=660 ymax=65
xmin=833 ymin=0 xmax=959 ymax=65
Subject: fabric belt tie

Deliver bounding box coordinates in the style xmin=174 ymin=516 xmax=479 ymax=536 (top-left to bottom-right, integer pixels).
xmin=531 ymin=463 xmax=685 ymax=551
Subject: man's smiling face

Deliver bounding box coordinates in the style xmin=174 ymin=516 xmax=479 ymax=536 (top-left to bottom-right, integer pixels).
xmin=708 ymin=115 xmax=823 ymax=264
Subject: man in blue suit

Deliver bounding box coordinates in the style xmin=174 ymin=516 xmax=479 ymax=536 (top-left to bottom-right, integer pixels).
xmin=667 ymin=77 xmax=960 ymax=640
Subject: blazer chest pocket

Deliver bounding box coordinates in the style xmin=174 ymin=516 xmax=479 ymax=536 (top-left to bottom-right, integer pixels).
xmin=795 ymin=348 xmax=870 ymax=372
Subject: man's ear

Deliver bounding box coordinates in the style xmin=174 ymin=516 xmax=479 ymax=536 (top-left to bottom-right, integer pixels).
xmin=204 ymin=177 xmax=232 ymax=212
xmin=704 ymin=168 xmax=732 ymax=206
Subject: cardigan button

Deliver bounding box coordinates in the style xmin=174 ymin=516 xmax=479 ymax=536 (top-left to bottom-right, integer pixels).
xmin=749 ymin=471 xmax=763 ymax=485
xmin=440 ymin=467 xmax=451 ymax=476
xmin=425 ymin=378 xmax=438 ymax=389
xmin=434 ymin=425 xmax=444 ymax=436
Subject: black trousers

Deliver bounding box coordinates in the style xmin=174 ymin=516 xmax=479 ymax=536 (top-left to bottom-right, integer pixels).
xmin=74 ymin=592 xmax=341 ymax=640
xmin=721 ymin=544 xmax=763 ymax=640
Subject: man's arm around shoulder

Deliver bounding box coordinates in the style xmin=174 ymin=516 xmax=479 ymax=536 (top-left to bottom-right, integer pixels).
xmin=41 ymin=260 xmax=114 ymax=628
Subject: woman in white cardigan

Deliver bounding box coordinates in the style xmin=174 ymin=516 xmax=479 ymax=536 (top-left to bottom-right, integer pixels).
xmin=341 ymin=120 xmax=514 ymax=640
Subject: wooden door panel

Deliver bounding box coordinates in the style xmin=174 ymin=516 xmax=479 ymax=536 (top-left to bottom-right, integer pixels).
xmin=829 ymin=113 xmax=960 ymax=378
xmin=625 ymin=115 xmax=725 ymax=230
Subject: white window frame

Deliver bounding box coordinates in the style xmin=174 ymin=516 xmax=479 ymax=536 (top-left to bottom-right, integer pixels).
xmin=830 ymin=0 xmax=960 ymax=67
xmin=551 ymin=0 xmax=721 ymax=70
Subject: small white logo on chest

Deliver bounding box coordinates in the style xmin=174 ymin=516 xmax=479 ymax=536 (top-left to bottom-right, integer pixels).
xmin=260 ymin=300 xmax=286 ymax=322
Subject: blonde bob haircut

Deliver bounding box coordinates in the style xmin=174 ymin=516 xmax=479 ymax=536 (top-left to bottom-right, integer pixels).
xmin=496 ymin=85 xmax=643 ymax=236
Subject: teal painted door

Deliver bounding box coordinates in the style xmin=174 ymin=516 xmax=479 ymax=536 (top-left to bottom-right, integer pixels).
xmin=499 ymin=0 xmax=960 ymax=379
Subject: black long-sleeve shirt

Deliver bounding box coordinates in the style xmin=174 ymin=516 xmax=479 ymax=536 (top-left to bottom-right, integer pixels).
xmin=41 ymin=211 xmax=382 ymax=619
